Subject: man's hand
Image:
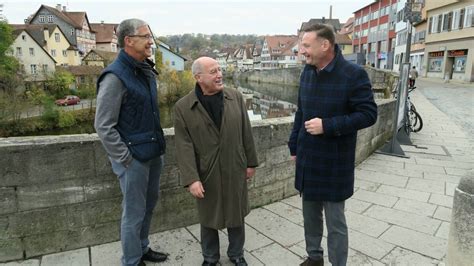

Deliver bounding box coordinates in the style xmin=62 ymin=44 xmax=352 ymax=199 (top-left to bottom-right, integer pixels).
xmin=304 ymin=117 xmax=324 ymax=135
xmin=290 ymin=155 xmax=296 ymax=161
xmin=189 ymin=181 xmax=205 ymax=199
xmin=246 ymin=168 xmax=256 ymax=180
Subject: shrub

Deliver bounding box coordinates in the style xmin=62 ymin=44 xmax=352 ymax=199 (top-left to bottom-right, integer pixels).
xmin=58 ymin=110 xmax=76 ymax=128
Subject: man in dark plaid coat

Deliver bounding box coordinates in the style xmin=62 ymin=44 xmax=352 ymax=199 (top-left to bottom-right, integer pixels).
xmin=288 ymin=24 xmax=377 ymax=266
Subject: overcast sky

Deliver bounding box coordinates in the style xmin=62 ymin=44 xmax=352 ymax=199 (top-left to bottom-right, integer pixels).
xmin=2 ymin=0 xmax=374 ymax=36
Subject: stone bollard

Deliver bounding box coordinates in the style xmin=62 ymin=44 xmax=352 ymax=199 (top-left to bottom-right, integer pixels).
xmin=446 ymin=172 xmax=474 ymax=265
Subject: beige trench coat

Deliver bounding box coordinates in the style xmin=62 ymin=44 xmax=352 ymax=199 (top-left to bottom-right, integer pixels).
xmin=174 ymin=87 xmax=258 ymax=229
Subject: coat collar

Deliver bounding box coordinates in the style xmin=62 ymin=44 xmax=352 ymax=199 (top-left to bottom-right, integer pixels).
xmin=307 ymin=43 xmax=342 ymax=74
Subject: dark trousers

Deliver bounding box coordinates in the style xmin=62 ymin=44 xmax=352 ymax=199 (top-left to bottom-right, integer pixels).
xmin=302 ymin=199 xmax=348 ymax=266
xmin=200 ymin=225 xmax=245 ymax=263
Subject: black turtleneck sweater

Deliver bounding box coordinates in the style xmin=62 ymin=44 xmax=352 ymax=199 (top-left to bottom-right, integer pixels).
xmin=195 ymin=84 xmax=223 ymax=129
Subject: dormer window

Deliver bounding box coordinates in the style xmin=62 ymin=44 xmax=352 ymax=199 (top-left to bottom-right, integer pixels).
xmin=47 ymin=15 xmax=54 ymax=23
xmin=39 ymin=15 xmax=45 ymax=23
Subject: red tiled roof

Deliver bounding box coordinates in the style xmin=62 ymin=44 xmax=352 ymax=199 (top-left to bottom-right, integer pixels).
xmin=90 ymin=23 xmax=118 ymax=43
xmin=335 ymin=33 xmax=352 ymax=45
xmin=264 ymin=35 xmax=298 ymax=56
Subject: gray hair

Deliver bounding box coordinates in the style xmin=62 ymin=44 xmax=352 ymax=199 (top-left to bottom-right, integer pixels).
xmin=191 ymin=60 xmax=203 ymax=76
xmin=116 ymin=18 xmax=148 ymax=48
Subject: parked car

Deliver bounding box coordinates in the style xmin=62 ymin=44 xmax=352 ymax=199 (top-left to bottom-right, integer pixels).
xmin=55 ymin=95 xmax=81 ymax=106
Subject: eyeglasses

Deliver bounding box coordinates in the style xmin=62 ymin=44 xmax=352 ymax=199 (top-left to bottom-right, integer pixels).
xmin=128 ymin=34 xmax=153 ymax=40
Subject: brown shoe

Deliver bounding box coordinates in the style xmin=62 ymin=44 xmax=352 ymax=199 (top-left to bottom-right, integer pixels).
xmin=300 ymin=257 xmax=324 ymax=266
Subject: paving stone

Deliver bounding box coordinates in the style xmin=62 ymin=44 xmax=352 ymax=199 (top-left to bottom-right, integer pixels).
xmin=406 ymin=178 xmax=445 ymax=195
xmin=355 ymin=169 xmax=409 ymax=188
xmin=423 ymin=173 xmax=461 ymax=184
xmin=405 ymin=163 xmax=447 ymax=174
xmin=347 ymin=249 xmax=384 ymax=266
xmin=346 ymin=211 xmax=390 ymax=238
xmin=0 ymin=260 xmax=40 ymax=266
xmin=433 ymin=206 xmax=452 ymax=222
xmin=376 ymin=184 xmax=430 ymax=202
xmin=41 ymin=248 xmax=89 ymax=266
xmin=381 ymin=247 xmax=440 ymax=265
xmin=363 ymin=159 xmax=405 ymax=169
xmin=288 ymin=240 xmax=307 ymax=258
xmin=393 ymin=198 xmax=437 ymax=216
xmin=436 ymin=222 xmax=450 ymax=240
xmin=90 ymin=241 xmax=121 ymax=266
xmin=352 ymin=189 xmax=398 ymax=207
xmin=348 ymin=229 xmax=394 ymax=260
xmin=280 ymin=195 xmax=302 ymax=209
xmin=415 ymin=157 xmax=473 ymax=170
xmin=148 ymin=228 xmax=201 ymax=265
xmin=444 ymin=167 xmax=469 ymax=177
xmin=345 ymin=198 xmax=371 ymax=214
xmin=370 ymin=153 xmax=415 ymax=164
xmin=251 ymin=242 xmax=302 ymax=265
xmin=354 ymin=179 xmax=380 ymax=192
xmin=263 ymin=201 xmax=303 ymax=225
xmin=429 ymin=194 xmax=453 ymax=208
xmin=242 ymin=224 xmax=274 ymax=252
xmin=357 ymin=164 xmax=423 ymax=179
xmin=380 ymin=226 xmax=447 ymax=260
xmin=245 ymin=208 xmax=304 ymax=247
xmin=365 ymin=205 xmax=441 ymax=235
xmin=445 ymin=182 xmax=457 ymax=196
xmin=402 ymin=144 xmax=449 ymax=156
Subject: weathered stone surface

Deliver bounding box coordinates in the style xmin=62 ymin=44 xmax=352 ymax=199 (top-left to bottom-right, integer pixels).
xmin=251 ymin=242 xmax=302 ymax=265
xmin=67 ymin=199 xmax=121 ymax=228
xmin=41 ymin=248 xmax=89 ymax=266
xmin=447 ymin=175 xmax=474 ymax=266
xmin=352 ymin=189 xmax=398 ymax=207
xmin=346 ymin=211 xmax=390 ymax=238
xmin=366 ymin=205 xmax=441 ymax=235
xmin=17 ymin=180 xmax=85 ymax=211
xmin=8 ymin=207 xmax=68 ymax=237
xmin=84 ymin=179 xmax=121 ymax=202
xmin=246 ymin=208 xmax=304 ymax=247
xmin=393 ymin=198 xmax=437 ymax=216
xmin=376 ymin=184 xmax=430 ymax=202
xmin=348 ymin=229 xmax=394 ymax=260
xmin=0 ymin=188 xmax=16 ymax=215
xmin=380 ymin=226 xmax=447 ymax=260
xmin=0 ymin=238 xmax=23 ymax=261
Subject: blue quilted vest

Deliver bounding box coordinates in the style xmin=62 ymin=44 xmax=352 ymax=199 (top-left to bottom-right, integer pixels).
xmin=97 ymin=49 xmax=165 ymax=162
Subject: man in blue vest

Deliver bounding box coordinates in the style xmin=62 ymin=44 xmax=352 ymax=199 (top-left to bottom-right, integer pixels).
xmin=95 ymin=18 xmax=167 ymax=266
xmin=289 ymin=24 xmax=377 ymax=266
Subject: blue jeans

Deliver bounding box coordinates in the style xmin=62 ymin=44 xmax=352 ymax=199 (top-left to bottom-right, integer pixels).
xmin=302 ymin=199 xmax=348 ymax=266
xmin=111 ymin=156 xmax=164 ymax=266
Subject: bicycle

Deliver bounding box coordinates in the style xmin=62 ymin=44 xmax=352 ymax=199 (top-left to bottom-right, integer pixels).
xmin=391 ymin=82 xmax=423 ymax=134
xmin=404 ymin=86 xmax=423 ymax=134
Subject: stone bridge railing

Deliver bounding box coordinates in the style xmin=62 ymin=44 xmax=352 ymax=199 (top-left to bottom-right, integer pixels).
xmin=0 ymin=99 xmax=395 ymax=262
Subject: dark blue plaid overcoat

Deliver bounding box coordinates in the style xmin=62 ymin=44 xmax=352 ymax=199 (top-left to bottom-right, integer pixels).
xmin=288 ymin=45 xmax=377 ymax=202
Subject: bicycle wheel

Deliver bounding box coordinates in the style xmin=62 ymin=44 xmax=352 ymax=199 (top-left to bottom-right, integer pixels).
xmin=410 ymin=108 xmax=423 ymax=132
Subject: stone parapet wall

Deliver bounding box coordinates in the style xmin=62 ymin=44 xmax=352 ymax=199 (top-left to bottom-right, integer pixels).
xmin=0 ymin=100 xmax=395 ymax=262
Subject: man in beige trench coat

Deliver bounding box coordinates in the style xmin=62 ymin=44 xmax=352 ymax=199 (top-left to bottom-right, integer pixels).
xmin=174 ymin=57 xmax=258 ymax=266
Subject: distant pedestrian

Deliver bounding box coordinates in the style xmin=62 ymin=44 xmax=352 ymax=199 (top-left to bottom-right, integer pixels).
xmin=95 ymin=18 xmax=168 ymax=266
xmin=288 ymin=23 xmax=377 ymax=266
xmin=409 ymin=66 xmax=419 ymax=87
xmin=174 ymin=57 xmax=258 ymax=266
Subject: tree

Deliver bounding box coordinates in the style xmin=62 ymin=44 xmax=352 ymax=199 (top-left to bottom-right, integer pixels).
xmin=45 ymin=70 xmax=75 ymax=98
xmin=154 ymin=48 xmax=164 ymax=74
xmin=0 ymin=21 xmax=20 ymax=93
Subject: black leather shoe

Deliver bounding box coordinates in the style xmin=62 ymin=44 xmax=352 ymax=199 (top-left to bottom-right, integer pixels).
xmin=300 ymin=257 xmax=324 ymax=266
xmin=202 ymin=261 xmax=218 ymax=266
xmin=142 ymin=248 xmax=168 ymax=263
xmin=138 ymin=259 xmax=146 ymax=266
xmin=230 ymin=257 xmax=248 ymax=266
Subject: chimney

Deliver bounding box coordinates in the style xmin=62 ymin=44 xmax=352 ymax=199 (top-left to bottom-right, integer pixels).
xmin=56 ymin=4 xmax=61 ymax=10
xmin=63 ymin=6 xmax=67 ymax=12
xmin=330 ymin=5 xmax=333 ymax=19
xmin=322 ymin=16 xmax=326 ymax=24
xmin=101 ymin=20 xmax=104 ymax=24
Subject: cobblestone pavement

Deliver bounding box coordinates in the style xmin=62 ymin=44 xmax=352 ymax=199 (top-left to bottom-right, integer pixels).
xmin=2 ymin=84 xmax=472 ymax=266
